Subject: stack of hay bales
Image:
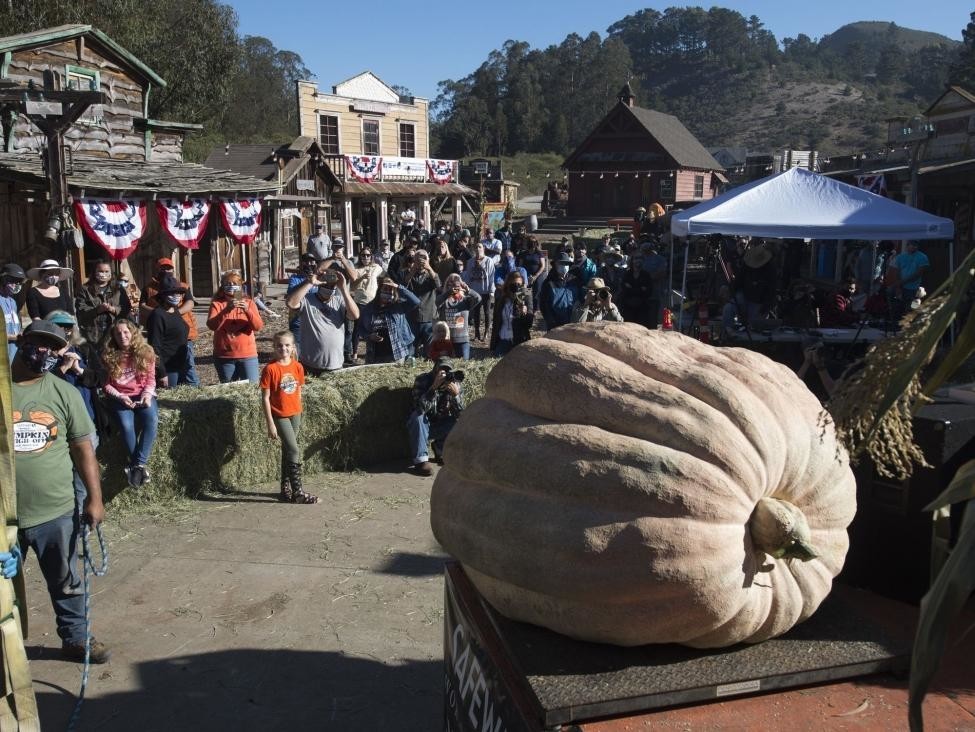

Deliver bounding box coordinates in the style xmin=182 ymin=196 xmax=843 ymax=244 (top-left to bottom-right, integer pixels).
xmin=99 ymin=360 xmax=496 ymax=500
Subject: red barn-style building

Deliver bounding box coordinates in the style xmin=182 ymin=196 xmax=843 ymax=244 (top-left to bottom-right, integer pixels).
xmin=563 ymin=84 xmax=724 ymax=217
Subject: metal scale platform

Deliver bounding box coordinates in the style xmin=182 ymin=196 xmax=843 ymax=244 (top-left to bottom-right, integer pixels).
xmin=443 ymin=562 xmax=911 ymax=731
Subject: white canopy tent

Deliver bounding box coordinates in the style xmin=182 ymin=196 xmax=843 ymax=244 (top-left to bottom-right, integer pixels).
xmin=667 ymin=168 xmax=955 ymax=328
xmin=670 ymin=167 xmax=954 ymax=240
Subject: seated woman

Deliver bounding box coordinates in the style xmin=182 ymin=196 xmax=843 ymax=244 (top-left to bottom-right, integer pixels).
xmin=101 ymin=319 xmax=158 ymax=488
xmin=207 ymin=271 xmax=264 ymax=383
xmin=820 ymin=278 xmax=859 ymax=328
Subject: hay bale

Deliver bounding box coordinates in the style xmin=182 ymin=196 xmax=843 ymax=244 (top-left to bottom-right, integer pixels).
xmin=99 ymin=359 xmax=497 ymax=501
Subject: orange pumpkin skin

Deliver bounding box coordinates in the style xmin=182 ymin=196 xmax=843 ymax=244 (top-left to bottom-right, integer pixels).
xmin=431 ymin=323 xmax=856 ymax=648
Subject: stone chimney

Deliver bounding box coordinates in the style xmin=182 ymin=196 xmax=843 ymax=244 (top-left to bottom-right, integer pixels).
xmin=617 ymin=82 xmax=635 ymax=107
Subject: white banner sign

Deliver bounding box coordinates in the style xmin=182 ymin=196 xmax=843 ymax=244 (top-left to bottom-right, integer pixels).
xmin=381 ymin=156 xmax=427 ymax=178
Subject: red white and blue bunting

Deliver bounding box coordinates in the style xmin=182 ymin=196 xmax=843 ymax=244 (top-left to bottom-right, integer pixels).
xmin=856 ymin=174 xmax=887 ymax=197
xmin=74 ymin=199 xmax=147 ymax=260
xmin=219 ymin=198 xmax=263 ymax=245
xmin=426 ymin=159 xmax=455 ymax=185
xmin=156 ymin=198 xmax=211 ymax=250
xmin=346 ymin=155 xmax=382 ymax=183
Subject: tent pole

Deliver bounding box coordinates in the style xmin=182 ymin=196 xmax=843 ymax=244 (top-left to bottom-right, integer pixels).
xmin=668 ymin=237 xmax=675 ymax=311
xmin=949 ymin=238 xmax=956 ymax=346
xmin=869 ymin=242 xmax=878 ymax=294
xmin=679 ymin=239 xmax=689 ymax=332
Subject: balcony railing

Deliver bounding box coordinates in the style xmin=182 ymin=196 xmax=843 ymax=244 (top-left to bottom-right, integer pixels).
xmin=322 ymin=154 xmax=458 ymax=184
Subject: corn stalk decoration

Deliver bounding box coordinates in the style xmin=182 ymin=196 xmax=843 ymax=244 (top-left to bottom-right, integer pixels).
xmin=826 ymin=246 xmax=975 ymax=732
xmin=0 ymin=329 xmax=40 ymax=730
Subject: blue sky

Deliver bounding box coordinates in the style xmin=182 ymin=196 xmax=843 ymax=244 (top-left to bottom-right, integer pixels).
xmin=228 ymin=1 xmax=971 ymax=100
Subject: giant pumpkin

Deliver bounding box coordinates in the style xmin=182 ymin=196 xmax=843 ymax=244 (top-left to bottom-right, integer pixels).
xmin=430 ymin=323 xmax=856 ymax=648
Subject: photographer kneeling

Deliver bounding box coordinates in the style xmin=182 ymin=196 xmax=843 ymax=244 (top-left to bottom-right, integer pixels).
xmin=407 ymin=358 xmax=463 ymax=476
xmin=572 ymin=277 xmax=623 ymax=323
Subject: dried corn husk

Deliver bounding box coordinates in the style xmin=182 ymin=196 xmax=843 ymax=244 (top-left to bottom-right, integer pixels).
xmin=0 ymin=328 xmax=40 ymax=730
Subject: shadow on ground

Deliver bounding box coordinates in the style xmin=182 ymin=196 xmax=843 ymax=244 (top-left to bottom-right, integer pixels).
xmin=36 ymin=649 xmax=442 ymax=731
xmin=377 ymin=551 xmax=450 ymax=577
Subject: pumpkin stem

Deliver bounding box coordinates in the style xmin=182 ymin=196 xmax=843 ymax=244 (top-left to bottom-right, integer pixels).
xmin=749 ymin=497 xmax=820 ymax=562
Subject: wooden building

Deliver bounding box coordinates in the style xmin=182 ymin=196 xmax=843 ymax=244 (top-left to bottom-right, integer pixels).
xmin=297 ymin=72 xmax=474 ymax=249
xmin=563 ymin=84 xmax=724 ymax=217
xmin=204 ymin=136 xmax=341 ymax=283
xmin=458 ymin=158 xmax=520 ymax=206
xmin=0 ymin=25 xmax=275 ymax=296
xmin=822 ymin=85 xmax=975 ymax=287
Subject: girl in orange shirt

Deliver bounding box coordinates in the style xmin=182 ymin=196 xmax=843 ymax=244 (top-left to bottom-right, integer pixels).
xmin=260 ymin=330 xmax=318 ymax=504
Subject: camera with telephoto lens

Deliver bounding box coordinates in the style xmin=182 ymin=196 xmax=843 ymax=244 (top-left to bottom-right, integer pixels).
xmin=437 ymin=366 xmax=465 ymax=384
xmin=597 ymin=288 xmax=610 ymax=300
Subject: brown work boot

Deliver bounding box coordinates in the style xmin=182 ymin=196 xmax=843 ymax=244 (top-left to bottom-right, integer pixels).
xmin=61 ymin=638 xmax=111 ymax=664
xmin=412 ymin=461 xmax=434 ymax=476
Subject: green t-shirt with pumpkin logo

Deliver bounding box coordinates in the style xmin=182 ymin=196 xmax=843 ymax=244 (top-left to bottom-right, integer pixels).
xmin=12 ymin=373 xmax=95 ymax=529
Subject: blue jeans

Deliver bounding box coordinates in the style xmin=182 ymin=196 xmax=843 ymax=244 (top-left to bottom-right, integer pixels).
xmin=215 ymin=356 xmax=260 ymax=384
xmin=108 ymin=398 xmax=159 ymax=467
xmin=184 ymin=340 xmax=200 ymax=386
xmin=19 ymin=510 xmax=85 ymax=644
xmin=406 ymin=411 xmax=456 ymax=464
xmin=452 ymin=341 xmax=471 ymax=361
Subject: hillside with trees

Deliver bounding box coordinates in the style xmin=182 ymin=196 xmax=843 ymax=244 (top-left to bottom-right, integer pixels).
xmin=432 ymin=8 xmax=968 ymax=160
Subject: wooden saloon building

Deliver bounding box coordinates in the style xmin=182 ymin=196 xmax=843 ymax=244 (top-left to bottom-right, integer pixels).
xmin=0 ymin=24 xmax=275 ymax=297
xmin=563 ymin=84 xmax=724 ymax=217
xmin=204 ymin=137 xmax=340 ymax=283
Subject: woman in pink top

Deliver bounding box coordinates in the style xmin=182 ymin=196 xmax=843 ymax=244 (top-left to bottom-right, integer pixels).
xmin=101 ymin=319 xmax=158 ymax=488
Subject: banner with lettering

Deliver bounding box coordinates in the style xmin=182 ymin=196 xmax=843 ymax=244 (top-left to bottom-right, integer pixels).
xmin=346 ymin=155 xmax=382 ymax=183
xmin=219 ymin=198 xmax=263 ymax=245
xmin=74 ymin=199 xmax=147 ymax=260
xmin=156 ymin=199 xmax=211 ymax=250
xmin=443 ymin=565 xmax=531 ymax=732
xmin=427 ymin=159 xmax=455 ymax=185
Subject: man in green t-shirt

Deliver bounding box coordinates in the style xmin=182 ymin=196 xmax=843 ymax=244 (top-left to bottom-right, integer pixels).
xmin=11 ymin=320 xmax=109 ymax=663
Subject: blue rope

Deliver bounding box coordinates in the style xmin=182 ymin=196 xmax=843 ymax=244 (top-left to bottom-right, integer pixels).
xmin=66 ymin=523 xmax=108 ymax=732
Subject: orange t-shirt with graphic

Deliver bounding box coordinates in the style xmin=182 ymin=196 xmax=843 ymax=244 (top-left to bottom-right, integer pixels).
xmin=260 ymin=360 xmax=305 ymax=418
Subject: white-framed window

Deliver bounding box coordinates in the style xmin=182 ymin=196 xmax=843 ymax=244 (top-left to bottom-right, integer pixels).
xmin=474 ymin=160 xmax=489 ymax=174
xmin=65 ymin=65 xmax=101 ymax=124
xmin=362 ymin=118 xmax=380 ymax=155
xmin=399 ymin=122 xmax=415 ymax=157
xmin=694 ymin=174 xmax=705 ymax=198
xmin=319 ymin=114 xmax=339 ymax=155
xmin=65 ymin=65 xmax=99 ymax=91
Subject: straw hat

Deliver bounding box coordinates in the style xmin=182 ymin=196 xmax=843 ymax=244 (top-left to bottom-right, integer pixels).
xmin=26 ymin=259 xmax=73 ymax=281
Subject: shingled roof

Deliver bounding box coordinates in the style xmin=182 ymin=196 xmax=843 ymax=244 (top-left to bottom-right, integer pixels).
xmin=0 ymin=152 xmax=276 ymax=194
xmin=627 ymin=107 xmax=722 ymax=170
xmin=564 ymin=102 xmax=724 ymax=172
xmin=203 ymin=138 xmax=341 ymax=188
xmin=203 ymin=145 xmax=278 ymax=182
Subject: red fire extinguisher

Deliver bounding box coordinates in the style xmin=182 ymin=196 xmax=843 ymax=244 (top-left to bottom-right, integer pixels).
xmin=661 ymin=308 xmax=673 ymax=331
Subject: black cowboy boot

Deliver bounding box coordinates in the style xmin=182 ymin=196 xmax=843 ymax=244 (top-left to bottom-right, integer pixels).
xmin=279 ymin=462 xmax=292 ymax=502
xmin=287 ymin=462 xmax=319 ymax=504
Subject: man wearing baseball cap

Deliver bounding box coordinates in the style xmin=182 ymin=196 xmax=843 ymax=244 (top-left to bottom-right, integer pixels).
xmin=11 ymin=320 xmax=110 ymax=663
xmin=1 ymin=262 xmax=26 ymax=362
xmin=139 ymin=257 xmax=198 ymax=386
